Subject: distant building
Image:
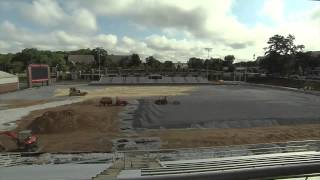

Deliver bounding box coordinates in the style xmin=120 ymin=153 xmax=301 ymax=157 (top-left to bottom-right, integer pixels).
xmin=0 ymin=71 xmax=19 ymax=94
xmin=106 ymin=55 xmax=131 ymax=62
xmin=174 ymin=61 xmax=188 ymax=69
xmin=68 ymin=55 xmax=95 ymax=64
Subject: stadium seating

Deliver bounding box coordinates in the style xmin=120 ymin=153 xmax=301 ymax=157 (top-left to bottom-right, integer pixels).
xmin=94 ymin=75 xmax=209 ymax=85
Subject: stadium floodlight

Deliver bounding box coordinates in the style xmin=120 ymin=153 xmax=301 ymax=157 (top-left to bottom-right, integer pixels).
xmin=204 ymin=48 xmax=212 ymax=59
xmin=204 ymin=48 xmax=212 ymax=80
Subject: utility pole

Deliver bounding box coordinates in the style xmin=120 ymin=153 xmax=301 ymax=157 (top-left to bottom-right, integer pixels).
xmin=204 ymin=48 xmax=212 ymax=80
xmin=98 ymin=48 xmax=101 ymax=78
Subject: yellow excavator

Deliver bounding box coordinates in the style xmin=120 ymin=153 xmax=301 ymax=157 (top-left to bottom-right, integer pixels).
xmin=69 ymin=87 xmax=87 ymax=96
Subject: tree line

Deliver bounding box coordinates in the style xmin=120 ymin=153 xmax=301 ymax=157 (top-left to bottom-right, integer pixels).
xmin=260 ymin=34 xmax=320 ymax=75
xmin=0 ymin=47 xmax=171 ymax=73
xmin=1 ymin=34 xmax=319 ymax=75
xmin=0 ymin=47 xmax=237 ymax=73
xmin=187 ymin=55 xmax=237 ymax=72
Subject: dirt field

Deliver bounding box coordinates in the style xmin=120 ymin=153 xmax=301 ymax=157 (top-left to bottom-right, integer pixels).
xmin=1 ymin=85 xmax=320 ymax=153
xmin=54 ymin=86 xmax=198 ymax=99
xmin=0 ymin=99 xmax=49 ymax=109
xmin=0 ymin=99 xmax=122 ymax=152
xmin=141 ymin=124 xmax=320 ymax=149
xmin=0 ymin=85 xmax=198 ymax=152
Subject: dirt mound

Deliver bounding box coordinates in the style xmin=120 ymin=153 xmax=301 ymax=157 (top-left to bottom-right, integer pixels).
xmin=28 ymin=109 xmax=98 ymax=134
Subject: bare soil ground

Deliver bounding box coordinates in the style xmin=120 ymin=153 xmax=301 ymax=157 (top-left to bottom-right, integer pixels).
xmin=0 ymin=99 xmax=122 ymax=152
xmin=1 ymin=85 xmax=320 ymax=153
xmin=2 ymin=98 xmax=320 ymax=152
xmin=0 ymin=99 xmax=49 ymax=109
xmin=141 ymin=124 xmax=320 ymax=149
xmin=54 ymin=86 xmax=198 ymax=98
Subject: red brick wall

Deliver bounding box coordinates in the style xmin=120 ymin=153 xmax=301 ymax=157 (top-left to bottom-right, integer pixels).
xmin=0 ymin=82 xmax=18 ymax=94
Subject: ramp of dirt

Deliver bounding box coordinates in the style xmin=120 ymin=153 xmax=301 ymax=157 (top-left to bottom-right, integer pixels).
xmin=28 ymin=109 xmax=104 ymax=134
xmin=3 ymin=99 xmax=123 ymax=152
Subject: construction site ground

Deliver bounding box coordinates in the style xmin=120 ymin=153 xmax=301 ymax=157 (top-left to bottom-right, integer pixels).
xmin=140 ymin=124 xmax=320 ymax=149
xmin=0 ymin=84 xmax=320 ymax=153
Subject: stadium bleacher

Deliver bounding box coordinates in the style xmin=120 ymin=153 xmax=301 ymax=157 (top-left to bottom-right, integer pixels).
xmin=117 ymin=151 xmax=320 ymax=179
xmin=93 ymin=75 xmax=209 ymax=85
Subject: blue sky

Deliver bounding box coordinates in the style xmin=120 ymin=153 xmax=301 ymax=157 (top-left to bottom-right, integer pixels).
xmin=232 ymin=0 xmax=316 ymax=27
xmin=0 ymin=0 xmax=319 ymax=62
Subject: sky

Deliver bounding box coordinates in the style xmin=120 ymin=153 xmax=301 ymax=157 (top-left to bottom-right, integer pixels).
xmin=0 ymin=0 xmax=319 ymax=62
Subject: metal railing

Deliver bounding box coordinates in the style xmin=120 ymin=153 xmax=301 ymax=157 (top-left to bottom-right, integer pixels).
xmin=0 ymin=153 xmax=23 ymax=167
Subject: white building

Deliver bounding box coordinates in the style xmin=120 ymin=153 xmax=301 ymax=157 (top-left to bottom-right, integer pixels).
xmin=174 ymin=61 xmax=188 ymax=69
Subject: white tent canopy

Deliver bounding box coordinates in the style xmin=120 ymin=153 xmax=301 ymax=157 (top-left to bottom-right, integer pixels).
xmin=0 ymin=71 xmax=18 ymax=84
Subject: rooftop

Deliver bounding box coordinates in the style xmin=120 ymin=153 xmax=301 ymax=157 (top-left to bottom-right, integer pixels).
xmin=68 ymin=55 xmax=95 ymax=64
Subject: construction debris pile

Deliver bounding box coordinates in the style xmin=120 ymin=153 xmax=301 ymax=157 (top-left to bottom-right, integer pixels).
xmin=27 ymin=109 xmax=102 ymax=134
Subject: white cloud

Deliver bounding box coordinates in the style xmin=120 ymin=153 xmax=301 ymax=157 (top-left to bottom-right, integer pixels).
xmin=95 ymin=34 xmax=117 ymax=46
xmin=54 ymin=31 xmax=86 ymax=46
xmin=68 ymin=9 xmax=97 ymax=32
xmin=21 ymin=0 xmax=64 ymax=26
xmin=0 ymin=0 xmax=320 ymax=62
xmin=116 ymin=36 xmax=148 ymax=55
xmin=0 ymin=40 xmax=9 ymax=53
xmin=19 ymin=0 xmax=64 ymax=26
xmin=0 ymin=20 xmax=115 ymax=52
xmin=20 ymin=0 xmax=97 ymax=33
xmin=261 ymin=0 xmax=284 ymax=22
xmin=145 ymin=35 xmax=193 ymax=51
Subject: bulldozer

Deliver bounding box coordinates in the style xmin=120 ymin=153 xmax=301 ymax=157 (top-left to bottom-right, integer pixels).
xmin=0 ymin=130 xmax=38 ymax=152
xmin=99 ymin=97 xmax=128 ymax=106
xmin=69 ymin=87 xmax=87 ymax=96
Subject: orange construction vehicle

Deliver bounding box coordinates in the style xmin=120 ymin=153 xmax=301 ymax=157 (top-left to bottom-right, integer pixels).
xmin=0 ymin=130 xmax=38 ymax=152
xmin=99 ymin=97 xmax=128 ymax=106
xmin=115 ymin=97 xmax=128 ymax=106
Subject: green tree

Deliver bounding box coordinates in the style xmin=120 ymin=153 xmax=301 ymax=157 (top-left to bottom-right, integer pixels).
xmin=50 ymin=53 xmax=67 ymax=71
xmin=204 ymin=58 xmax=224 ymax=70
xmin=224 ymin=55 xmax=235 ymax=66
xmin=70 ymin=48 xmax=92 ymax=55
xmin=188 ymin=57 xmax=203 ymax=69
xmin=295 ymin=52 xmax=320 ymax=75
xmin=146 ymin=56 xmax=161 ymax=69
xmin=261 ymin=34 xmax=305 ymax=75
xmin=162 ymin=60 xmax=174 ymax=71
xmin=130 ymin=54 xmax=141 ymax=67
xmin=264 ymin=34 xmax=304 ymax=56
xmin=0 ymin=53 xmax=13 ymax=72
xmin=92 ymin=47 xmax=108 ymax=68
xmin=223 ymin=55 xmax=235 ymax=72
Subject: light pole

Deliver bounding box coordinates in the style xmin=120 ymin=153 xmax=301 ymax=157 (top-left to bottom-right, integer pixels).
xmin=98 ymin=48 xmax=101 ymax=78
xmin=204 ymin=48 xmax=212 ymax=80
